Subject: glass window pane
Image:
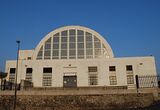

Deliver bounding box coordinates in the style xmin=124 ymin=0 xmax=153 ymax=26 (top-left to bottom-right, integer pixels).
xmin=69 ymin=43 xmax=75 ymax=49
xmin=86 ymin=42 xmax=93 ymax=48
xmin=86 ymin=49 xmax=93 ymax=55
xmin=26 ymin=68 xmax=32 ymax=73
xmin=53 ymin=50 xmax=59 ymax=56
xmin=61 ymin=56 xmax=67 ymax=59
xmin=69 ymin=50 xmax=76 ymax=56
xmin=94 ymin=36 xmax=100 ymax=42
xmin=61 ymin=50 xmax=67 ymax=56
xmin=53 ymin=37 xmax=59 ymax=43
xmin=37 ymin=51 xmax=42 ymax=56
xmin=61 ymin=30 xmax=68 ymax=36
xmin=69 ymin=30 xmax=75 ymax=35
xmin=44 ymin=50 xmax=51 ymax=56
xmin=37 ymin=46 xmax=43 ymax=59
xmin=88 ymin=66 xmax=97 ymax=72
xmin=53 ymin=44 xmax=59 ymax=49
xmin=94 ymin=42 xmax=101 ymax=48
xmin=78 ymin=43 xmax=84 ymax=48
xmin=53 ymin=33 xmax=59 ymax=37
xmin=77 ymin=36 xmax=84 ymax=42
xmin=46 ymin=38 xmax=51 ymax=43
xmin=61 ymin=37 xmax=67 ymax=42
xmin=69 ymin=36 xmax=76 ymax=42
xmin=43 ymin=67 xmax=52 ymax=73
xmin=77 ymin=30 xmax=84 ymax=35
xmin=78 ymin=49 xmax=84 ymax=55
xmin=61 ymin=43 xmax=67 ymax=49
xmin=45 ymin=43 xmax=51 ymax=49
xmin=126 ymin=65 xmax=133 ymax=71
xmin=52 ymin=56 xmax=59 ymax=59
xmin=109 ymin=66 xmax=116 ymax=71
xmin=86 ymin=32 xmax=92 ymax=36
xmin=10 ymin=68 xmax=16 ymax=74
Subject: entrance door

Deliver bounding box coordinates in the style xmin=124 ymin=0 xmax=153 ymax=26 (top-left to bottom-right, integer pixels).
xmin=63 ymin=76 xmax=77 ymax=88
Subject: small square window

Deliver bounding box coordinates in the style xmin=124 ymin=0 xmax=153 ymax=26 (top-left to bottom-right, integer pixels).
xmin=10 ymin=68 xmax=16 ymax=74
xmin=126 ymin=65 xmax=133 ymax=71
xmin=26 ymin=68 xmax=32 ymax=73
xmin=109 ymin=66 xmax=116 ymax=71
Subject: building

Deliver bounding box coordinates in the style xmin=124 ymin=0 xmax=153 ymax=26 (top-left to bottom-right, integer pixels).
xmin=5 ymin=25 xmax=157 ymax=88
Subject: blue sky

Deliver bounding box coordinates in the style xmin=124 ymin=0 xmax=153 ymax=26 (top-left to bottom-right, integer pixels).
xmin=0 ymin=0 xmax=160 ymax=74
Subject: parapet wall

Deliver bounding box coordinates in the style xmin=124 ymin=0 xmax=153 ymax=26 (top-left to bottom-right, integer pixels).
xmin=0 ymin=93 xmax=154 ymax=110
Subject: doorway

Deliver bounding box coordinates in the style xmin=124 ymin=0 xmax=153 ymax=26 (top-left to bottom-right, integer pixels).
xmin=63 ymin=75 xmax=77 ymax=88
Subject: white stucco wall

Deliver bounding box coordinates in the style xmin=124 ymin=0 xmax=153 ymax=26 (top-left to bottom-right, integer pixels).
xmin=5 ymin=56 xmax=157 ymax=87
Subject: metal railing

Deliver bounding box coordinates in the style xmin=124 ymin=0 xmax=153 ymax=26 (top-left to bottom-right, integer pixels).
xmin=136 ymin=75 xmax=160 ymax=88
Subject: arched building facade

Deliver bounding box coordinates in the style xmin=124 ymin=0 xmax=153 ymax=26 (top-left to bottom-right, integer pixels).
xmin=5 ymin=26 xmax=157 ymax=88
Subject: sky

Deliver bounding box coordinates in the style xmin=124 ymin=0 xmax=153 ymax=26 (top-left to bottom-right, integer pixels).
xmin=0 ymin=0 xmax=160 ymax=74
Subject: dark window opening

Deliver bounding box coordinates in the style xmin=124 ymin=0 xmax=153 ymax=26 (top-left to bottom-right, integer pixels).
xmin=126 ymin=65 xmax=133 ymax=71
xmin=26 ymin=68 xmax=33 ymax=73
xmin=27 ymin=57 xmax=31 ymax=60
xmin=109 ymin=66 xmax=116 ymax=71
xmin=10 ymin=68 xmax=16 ymax=74
xmin=43 ymin=67 xmax=52 ymax=73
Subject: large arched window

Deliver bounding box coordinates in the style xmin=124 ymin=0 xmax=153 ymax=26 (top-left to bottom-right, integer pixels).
xmin=35 ymin=26 xmax=114 ymax=60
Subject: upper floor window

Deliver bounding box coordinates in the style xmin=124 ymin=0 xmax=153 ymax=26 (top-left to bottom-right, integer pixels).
xmin=88 ymin=66 xmax=98 ymax=72
xmin=109 ymin=66 xmax=116 ymax=71
xmin=27 ymin=57 xmax=31 ymax=60
xmin=126 ymin=65 xmax=133 ymax=71
xmin=36 ymin=28 xmax=112 ymax=60
xmin=43 ymin=67 xmax=52 ymax=73
xmin=26 ymin=68 xmax=33 ymax=73
xmin=10 ymin=68 xmax=16 ymax=74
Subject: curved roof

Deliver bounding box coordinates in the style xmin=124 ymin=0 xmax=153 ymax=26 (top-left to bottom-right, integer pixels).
xmin=33 ymin=25 xmax=114 ymax=60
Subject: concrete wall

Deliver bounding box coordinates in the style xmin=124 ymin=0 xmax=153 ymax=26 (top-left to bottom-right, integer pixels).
xmin=5 ymin=56 xmax=157 ymax=87
xmin=0 ymin=93 xmax=154 ymax=110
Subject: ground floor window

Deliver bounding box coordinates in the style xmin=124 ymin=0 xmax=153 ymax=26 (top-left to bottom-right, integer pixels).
xmin=26 ymin=68 xmax=32 ymax=82
xmin=42 ymin=67 xmax=52 ymax=86
xmin=42 ymin=77 xmax=52 ymax=86
xmin=109 ymin=76 xmax=117 ymax=85
xmin=25 ymin=73 xmax=32 ymax=82
xmin=127 ymin=75 xmax=134 ymax=84
xmin=88 ymin=74 xmax=98 ymax=85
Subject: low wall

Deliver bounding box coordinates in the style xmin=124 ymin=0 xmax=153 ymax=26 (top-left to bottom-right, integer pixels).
xmin=0 ymin=93 xmax=154 ymax=110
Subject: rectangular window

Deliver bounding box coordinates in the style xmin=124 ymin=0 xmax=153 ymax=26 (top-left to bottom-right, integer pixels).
xmin=109 ymin=76 xmax=117 ymax=85
xmin=43 ymin=67 xmax=52 ymax=86
xmin=10 ymin=68 xmax=16 ymax=74
xmin=26 ymin=68 xmax=32 ymax=81
xmin=43 ymin=67 xmax=52 ymax=73
xmin=88 ymin=66 xmax=97 ymax=72
xmin=88 ymin=74 xmax=98 ymax=85
xmin=109 ymin=66 xmax=116 ymax=71
xmin=26 ymin=68 xmax=32 ymax=73
xmin=27 ymin=57 xmax=31 ymax=60
xmin=127 ymin=75 xmax=134 ymax=84
xmin=43 ymin=77 xmax=52 ymax=86
xmin=126 ymin=65 xmax=133 ymax=71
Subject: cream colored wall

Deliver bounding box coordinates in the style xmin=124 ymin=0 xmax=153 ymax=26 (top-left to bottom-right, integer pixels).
xmin=19 ymin=50 xmax=34 ymax=60
xmin=5 ymin=56 xmax=157 ymax=87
